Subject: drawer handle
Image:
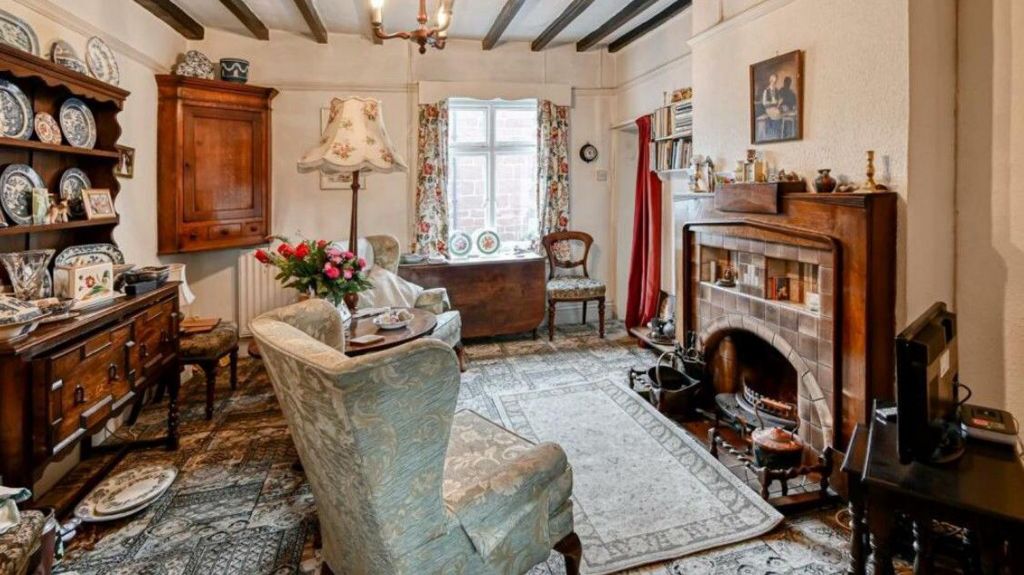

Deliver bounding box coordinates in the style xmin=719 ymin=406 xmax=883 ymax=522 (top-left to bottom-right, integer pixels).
xmin=140 ymin=343 xmax=148 ymax=358
xmin=189 ymin=231 xmax=199 ymax=240
xmin=74 ymin=385 xmax=86 ymax=405
xmin=249 ymin=225 xmax=259 ymax=233
xmin=219 ymin=228 xmax=230 ymax=236
xmin=108 ymin=363 xmax=120 ymax=382
xmin=160 ymin=331 xmax=169 ymax=343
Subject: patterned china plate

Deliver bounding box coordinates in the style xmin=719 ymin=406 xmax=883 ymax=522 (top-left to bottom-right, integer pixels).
xmin=0 ymin=79 xmax=33 ymax=140
xmin=0 ymin=9 xmax=39 ymax=56
xmin=85 ymin=37 xmax=119 ymax=86
xmin=0 ymin=164 xmax=43 ymax=225
xmin=474 ymin=229 xmax=501 ymax=256
xmin=59 ymin=167 xmax=90 ymax=218
xmin=55 ymin=243 xmax=125 ymax=267
xmin=449 ymin=230 xmax=472 ymax=257
xmin=59 ymin=98 xmax=96 ymax=149
xmin=76 ymin=464 xmax=177 ymax=522
xmin=50 ymin=40 xmax=88 ymax=76
xmin=34 ymin=112 xmax=61 ymax=144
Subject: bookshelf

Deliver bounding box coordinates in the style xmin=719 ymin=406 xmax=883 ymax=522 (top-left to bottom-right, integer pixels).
xmin=651 ymin=93 xmax=692 ymax=173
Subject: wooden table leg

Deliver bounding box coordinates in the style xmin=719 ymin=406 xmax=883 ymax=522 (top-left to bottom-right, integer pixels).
xmin=166 ymin=369 xmax=180 ymax=451
xmin=848 ymin=498 xmax=867 ymax=575
xmin=867 ymin=497 xmax=897 ymax=575
xmin=913 ymin=517 xmax=933 ymax=575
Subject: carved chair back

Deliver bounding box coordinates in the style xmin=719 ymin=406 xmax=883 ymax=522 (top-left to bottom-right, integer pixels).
xmin=542 ymin=231 xmax=594 ymax=280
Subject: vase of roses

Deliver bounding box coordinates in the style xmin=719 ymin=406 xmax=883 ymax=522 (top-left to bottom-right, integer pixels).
xmin=255 ymin=237 xmax=372 ymax=311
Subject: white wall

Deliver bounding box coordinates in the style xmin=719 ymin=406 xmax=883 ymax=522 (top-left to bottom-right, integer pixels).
xmin=956 ymin=0 xmax=1024 ymax=424
xmin=183 ymin=31 xmax=617 ymax=323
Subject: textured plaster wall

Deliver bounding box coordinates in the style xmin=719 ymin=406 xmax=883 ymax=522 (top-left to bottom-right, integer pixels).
xmin=956 ymin=0 xmax=1024 ymax=424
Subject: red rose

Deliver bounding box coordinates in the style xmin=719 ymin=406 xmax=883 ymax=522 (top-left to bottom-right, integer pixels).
xmin=255 ymin=249 xmax=270 ymax=264
xmin=294 ymin=243 xmax=310 ymax=259
xmin=323 ymin=262 xmax=341 ymax=279
xmin=277 ymin=243 xmax=293 ymax=257
xmin=317 ymin=240 xmax=328 ymax=249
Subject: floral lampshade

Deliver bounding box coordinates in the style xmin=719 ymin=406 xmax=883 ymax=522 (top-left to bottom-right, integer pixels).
xmin=297 ymin=97 xmax=408 ymax=175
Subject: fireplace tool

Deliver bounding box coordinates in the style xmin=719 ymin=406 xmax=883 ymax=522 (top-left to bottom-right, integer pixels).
xmin=628 ymin=336 xmax=705 ymax=419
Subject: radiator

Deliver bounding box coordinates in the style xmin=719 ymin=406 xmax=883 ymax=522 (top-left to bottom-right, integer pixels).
xmin=237 ymin=250 xmax=293 ymax=337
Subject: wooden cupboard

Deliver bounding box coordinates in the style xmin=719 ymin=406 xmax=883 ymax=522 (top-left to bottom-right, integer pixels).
xmin=156 ymin=75 xmax=276 ymax=254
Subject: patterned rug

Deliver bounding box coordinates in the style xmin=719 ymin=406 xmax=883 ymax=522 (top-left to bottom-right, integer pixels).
xmin=54 ymin=320 xmax=856 ymax=575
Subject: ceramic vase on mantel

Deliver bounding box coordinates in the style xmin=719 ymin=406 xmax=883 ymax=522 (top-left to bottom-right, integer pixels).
xmin=814 ymin=169 xmax=838 ymax=193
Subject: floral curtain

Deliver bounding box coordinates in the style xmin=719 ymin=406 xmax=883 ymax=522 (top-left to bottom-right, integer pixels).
xmin=537 ymin=100 xmax=571 ymax=257
xmin=414 ymin=101 xmax=449 ymax=256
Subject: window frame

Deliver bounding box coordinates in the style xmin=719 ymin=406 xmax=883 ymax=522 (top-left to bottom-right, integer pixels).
xmin=448 ymin=98 xmax=538 ymax=249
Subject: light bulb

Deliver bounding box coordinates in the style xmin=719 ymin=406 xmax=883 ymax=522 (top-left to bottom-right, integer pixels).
xmin=371 ymin=0 xmax=384 ymax=24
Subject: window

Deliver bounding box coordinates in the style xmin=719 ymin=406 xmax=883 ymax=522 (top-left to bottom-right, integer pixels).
xmin=448 ymin=99 xmax=538 ymax=251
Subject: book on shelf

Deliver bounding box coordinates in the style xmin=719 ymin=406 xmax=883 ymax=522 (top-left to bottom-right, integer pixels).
xmin=653 ymin=138 xmax=692 ymax=172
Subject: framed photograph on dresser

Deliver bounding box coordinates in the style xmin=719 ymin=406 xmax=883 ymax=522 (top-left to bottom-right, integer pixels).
xmin=83 ymin=188 xmax=116 ymax=219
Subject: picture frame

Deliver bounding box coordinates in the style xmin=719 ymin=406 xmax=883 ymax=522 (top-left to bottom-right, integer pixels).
xmin=115 ymin=145 xmax=135 ymax=178
xmin=82 ymin=188 xmax=116 ymax=220
xmin=319 ymin=108 xmax=366 ymax=191
xmin=750 ymin=50 xmax=803 ymax=144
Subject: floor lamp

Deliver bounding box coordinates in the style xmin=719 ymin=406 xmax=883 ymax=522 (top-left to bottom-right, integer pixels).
xmin=297 ymin=97 xmax=408 ymax=256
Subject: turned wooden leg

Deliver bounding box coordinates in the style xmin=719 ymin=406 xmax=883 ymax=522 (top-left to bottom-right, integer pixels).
xmin=454 ymin=343 xmax=467 ymax=372
xmin=321 ymin=561 xmax=334 ymax=575
xmin=229 ymin=348 xmax=238 ymax=390
xmin=532 ymin=328 xmax=538 ymax=340
xmin=913 ymin=517 xmax=934 ymax=575
xmin=581 ymin=301 xmax=587 ymax=325
xmin=548 ymin=301 xmax=557 ymax=341
xmin=166 ymin=369 xmax=181 ymax=450
xmin=554 ymin=532 xmax=582 ymax=575
xmin=203 ymin=363 xmax=217 ymax=420
xmin=598 ymin=299 xmax=606 ymax=338
xmin=867 ymin=498 xmax=897 ymax=575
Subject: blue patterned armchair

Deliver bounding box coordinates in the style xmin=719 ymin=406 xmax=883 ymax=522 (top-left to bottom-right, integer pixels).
xmin=250 ymin=299 xmax=581 ymax=575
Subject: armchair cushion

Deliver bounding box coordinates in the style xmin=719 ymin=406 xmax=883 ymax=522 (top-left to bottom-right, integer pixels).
xmin=415 ymin=288 xmax=451 ymax=314
xmin=431 ymin=311 xmax=461 ymax=349
xmin=444 ymin=411 xmax=573 ymax=566
xmin=359 ymin=266 xmax=422 ymax=309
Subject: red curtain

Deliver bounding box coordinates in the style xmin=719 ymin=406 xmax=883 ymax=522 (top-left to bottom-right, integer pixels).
xmin=625 ymin=115 xmax=662 ymax=330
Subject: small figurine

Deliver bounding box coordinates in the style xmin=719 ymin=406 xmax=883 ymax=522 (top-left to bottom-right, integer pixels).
xmin=44 ymin=202 xmax=61 ymax=225
xmin=704 ymin=156 xmax=716 ymax=193
xmin=55 ymin=200 xmax=70 ymax=223
xmin=715 ymin=266 xmax=738 ymax=288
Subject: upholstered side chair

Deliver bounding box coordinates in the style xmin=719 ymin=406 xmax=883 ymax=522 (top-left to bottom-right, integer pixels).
xmin=250 ymin=299 xmax=582 ymax=575
xmin=356 ymin=234 xmax=466 ymax=370
xmin=542 ymin=231 xmax=606 ymax=341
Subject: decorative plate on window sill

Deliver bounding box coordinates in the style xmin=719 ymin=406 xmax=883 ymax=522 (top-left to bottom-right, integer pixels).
xmin=474 ymin=229 xmax=501 ymax=256
xmin=449 ymin=230 xmax=472 ymax=257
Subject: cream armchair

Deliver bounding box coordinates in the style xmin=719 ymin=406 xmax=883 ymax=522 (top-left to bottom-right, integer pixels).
xmin=250 ymin=299 xmax=581 ymax=575
xmin=354 ymin=235 xmax=465 ymax=370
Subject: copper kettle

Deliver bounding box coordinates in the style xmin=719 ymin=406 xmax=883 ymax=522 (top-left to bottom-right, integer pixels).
xmin=750 ymin=399 xmax=804 ymax=469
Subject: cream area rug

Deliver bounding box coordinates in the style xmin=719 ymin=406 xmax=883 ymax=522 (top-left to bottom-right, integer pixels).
xmin=494 ymin=380 xmax=784 ymax=574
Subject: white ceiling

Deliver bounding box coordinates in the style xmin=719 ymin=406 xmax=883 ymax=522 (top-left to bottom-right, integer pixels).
xmin=173 ymin=0 xmax=682 ymax=49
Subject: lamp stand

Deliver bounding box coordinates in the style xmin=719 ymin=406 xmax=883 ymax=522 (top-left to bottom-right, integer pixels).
xmin=349 ymin=169 xmax=360 ymax=257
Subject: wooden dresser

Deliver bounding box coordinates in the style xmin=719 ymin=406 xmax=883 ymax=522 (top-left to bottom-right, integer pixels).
xmin=0 ymin=284 xmax=181 ymax=491
xmin=156 ymin=75 xmax=276 ymax=254
xmin=399 ymin=255 xmax=546 ymax=339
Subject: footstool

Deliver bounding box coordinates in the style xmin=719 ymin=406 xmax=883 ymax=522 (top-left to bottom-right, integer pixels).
xmin=180 ymin=321 xmax=239 ymax=420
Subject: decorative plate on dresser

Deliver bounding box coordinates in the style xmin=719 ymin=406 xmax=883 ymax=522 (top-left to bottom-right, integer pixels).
xmin=0 ymin=79 xmax=33 ymax=140
xmin=55 ymin=243 xmax=125 ymax=267
xmin=85 ymin=37 xmax=118 ymax=86
xmin=0 ymin=9 xmax=39 ymax=56
xmin=59 ymin=98 xmax=96 ymax=148
xmin=33 ymin=112 xmax=61 ymax=144
xmin=50 ymin=39 xmax=88 ymax=76
xmin=0 ymin=163 xmax=43 ymax=225
xmin=59 ymin=167 xmax=90 ymax=218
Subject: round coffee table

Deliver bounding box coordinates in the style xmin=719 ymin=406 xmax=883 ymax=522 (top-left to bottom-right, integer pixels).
xmin=344 ymin=308 xmax=437 ymax=356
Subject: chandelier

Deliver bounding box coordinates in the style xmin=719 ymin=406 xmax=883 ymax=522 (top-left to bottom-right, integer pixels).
xmin=371 ymin=0 xmax=455 ymax=54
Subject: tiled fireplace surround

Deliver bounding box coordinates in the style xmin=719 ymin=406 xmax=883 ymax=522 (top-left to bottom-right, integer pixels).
xmin=691 ymin=228 xmax=838 ymax=453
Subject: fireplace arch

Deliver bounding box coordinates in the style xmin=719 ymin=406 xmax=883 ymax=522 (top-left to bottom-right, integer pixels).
xmin=699 ymin=313 xmax=833 ymax=450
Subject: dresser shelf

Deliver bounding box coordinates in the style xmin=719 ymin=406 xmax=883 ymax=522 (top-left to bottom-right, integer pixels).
xmin=0 ymin=136 xmax=120 ymax=159
xmin=0 ymin=217 xmax=119 ymax=237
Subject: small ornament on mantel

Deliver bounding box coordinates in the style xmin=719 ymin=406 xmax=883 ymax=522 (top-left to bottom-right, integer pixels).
xmin=858 ymin=150 xmax=890 ymax=192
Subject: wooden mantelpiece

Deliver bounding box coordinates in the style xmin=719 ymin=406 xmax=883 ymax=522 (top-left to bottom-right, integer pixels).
xmin=676 ymin=192 xmax=897 ymax=450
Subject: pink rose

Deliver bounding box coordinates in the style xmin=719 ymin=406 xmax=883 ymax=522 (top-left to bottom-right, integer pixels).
xmin=357 ymin=257 xmax=367 ymax=268
xmin=342 ymin=251 xmax=354 ymax=260
xmin=323 ymin=263 xmax=341 ymax=279
xmin=326 ymin=247 xmax=342 ymax=258
xmin=344 ymin=269 xmax=353 ymax=280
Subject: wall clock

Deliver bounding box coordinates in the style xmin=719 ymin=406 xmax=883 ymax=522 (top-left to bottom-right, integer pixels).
xmin=579 ymin=143 xmax=598 ymax=163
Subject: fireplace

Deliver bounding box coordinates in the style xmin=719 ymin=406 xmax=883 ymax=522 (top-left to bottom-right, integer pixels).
xmin=676 ymin=192 xmax=898 ymax=453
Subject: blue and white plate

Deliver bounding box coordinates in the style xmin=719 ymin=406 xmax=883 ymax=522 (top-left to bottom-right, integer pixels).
xmin=55 ymin=243 xmax=125 ymax=267
xmin=85 ymin=37 xmax=119 ymax=86
xmin=59 ymin=167 xmax=90 ymax=218
xmin=59 ymin=98 xmax=96 ymax=149
xmin=0 ymin=79 xmax=32 ymax=140
xmin=51 ymin=40 xmax=89 ymax=76
xmin=0 ymin=164 xmax=44 ymax=225
xmin=474 ymin=229 xmax=501 ymax=256
xmin=0 ymin=9 xmax=39 ymax=56
xmin=449 ymin=230 xmax=472 ymax=257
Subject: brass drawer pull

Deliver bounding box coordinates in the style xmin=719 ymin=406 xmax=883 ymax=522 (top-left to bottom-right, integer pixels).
xmin=74 ymin=385 xmax=86 ymax=405
xmin=140 ymin=343 xmax=148 ymax=358
xmin=108 ymin=363 xmax=120 ymax=381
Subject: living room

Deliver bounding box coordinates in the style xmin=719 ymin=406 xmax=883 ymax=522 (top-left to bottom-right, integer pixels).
xmin=0 ymin=0 xmax=1021 ymax=574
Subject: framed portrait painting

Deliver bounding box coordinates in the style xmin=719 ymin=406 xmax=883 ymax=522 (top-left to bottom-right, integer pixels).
xmin=115 ymin=145 xmax=135 ymax=178
xmin=750 ymin=50 xmax=803 ymax=144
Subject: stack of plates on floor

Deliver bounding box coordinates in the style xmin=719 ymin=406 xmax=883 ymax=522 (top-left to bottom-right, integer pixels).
xmin=75 ymin=464 xmax=177 ymax=523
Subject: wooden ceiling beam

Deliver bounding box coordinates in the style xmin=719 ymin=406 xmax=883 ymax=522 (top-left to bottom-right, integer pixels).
xmin=483 ymin=0 xmax=527 ymax=50
xmin=293 ymin=0 xmax=329 ymax=44
xmin=531 ymin=0 xmax=595 ymax=52
xmin=576 ymin=0 xmax=659 ymax=52
xmin=608 ymin=0 xmax=691 ymax=53
xmin=134 ymin=0 xmax=204 ymax=40
xmin=219 ymin=0 xmax=270 ymax=40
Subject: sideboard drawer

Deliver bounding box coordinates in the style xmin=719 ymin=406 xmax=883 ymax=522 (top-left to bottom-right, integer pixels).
xmin=43 ymin=331 xmax=122 ymax=453
xmin=134 ymin=299 xmax=176 ymax=375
